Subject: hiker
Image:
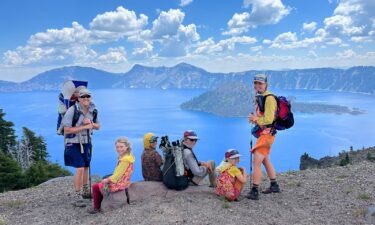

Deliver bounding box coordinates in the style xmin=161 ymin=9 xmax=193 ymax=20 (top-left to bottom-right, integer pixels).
xmin=88 ymin=137 xmax=135 ymax=214
xmin=57 ymin=85 xmax=85 ymax=134
xmin=246 ymin=74 xmax=280 ymax=200
xmin=215 ymin=149 xmax=247 ymax=201
xmin=182 ymin=130 xmax=217 ymax=187
xmin=62 ymin=88 xmax=100 ymax=206
xmin=141 ymin=133 xmax=163 ymax=181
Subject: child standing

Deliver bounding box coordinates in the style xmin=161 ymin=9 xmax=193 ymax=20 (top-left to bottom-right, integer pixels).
xmin=215 ymin=149 xmax=247 ymax=201
xmin=88 ymin=137 xmax=135 ymax=214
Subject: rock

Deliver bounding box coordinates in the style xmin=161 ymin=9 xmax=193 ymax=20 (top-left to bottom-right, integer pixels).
xmin=367 ymin=203 xmax=375 ymax=224
xmin=101 ymin=181 xmax=214 ymax=212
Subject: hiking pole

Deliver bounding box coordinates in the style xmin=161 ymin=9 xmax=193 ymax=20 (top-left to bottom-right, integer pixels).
xmin=250 ymin=123 xmax=253 ymax=189
xmin=87 ymin=129 xmax=92 ymax=199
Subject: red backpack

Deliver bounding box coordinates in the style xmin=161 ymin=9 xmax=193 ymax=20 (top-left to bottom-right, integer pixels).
xmin=257 ymin=94 xmax=294 ymax=130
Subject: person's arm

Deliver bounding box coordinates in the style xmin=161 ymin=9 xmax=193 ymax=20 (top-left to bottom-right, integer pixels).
xmin=183 ymin=150 xmax=207 ymax=177
xmin=108 ymin=160 xmax=130 ymax=183
xmin=92 ymin=122 xmax=100 ymax=130
xmin=61 ymin=107 xmax=93 ymax=135
xmin=235 ymin=167 xmax=247 ymax=183
xmin=257 ymin=96 xmax=277 ymax=126
xmin=64 ymin=124 xmax=93 ymax=135
xmin=153 ymin=151 xmax=163 ymax=166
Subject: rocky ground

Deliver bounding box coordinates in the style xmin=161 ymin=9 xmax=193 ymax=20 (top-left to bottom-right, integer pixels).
xmin=1 ymin=161 xmax=374 ymax=225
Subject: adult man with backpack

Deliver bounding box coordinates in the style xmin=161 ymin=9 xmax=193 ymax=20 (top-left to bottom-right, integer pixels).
xmin=182 ymin=130 xmax=217 ymax=187
xmin=62 ymin=88 xmax=100 ymax=207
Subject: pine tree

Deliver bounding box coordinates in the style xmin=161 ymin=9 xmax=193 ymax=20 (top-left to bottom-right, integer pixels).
xmin=17 ymin=127 xmax=49 ymax=170
xmin=0 ymin=109 xmax=17 ymax=155
xmin=0 ymin=151 xmax=26 ymax=192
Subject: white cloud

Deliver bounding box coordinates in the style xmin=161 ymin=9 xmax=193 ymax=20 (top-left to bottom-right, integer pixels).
xmin=90 ymin=6 xmax=148 ymax=38
xmin=222 ymin=12 xmax=251 ymax=36
xmin=132 ymin=41 xmax=154 ymax=58
xmin=250 ymin=45 xmax=263 ymax=52
xmin=336 ymin=49 xmax=356 ymax=58
xmin=224 ymin=0 xmax=290 ymax=35
xmin=180 ymin=0 xmax=193 ymax=7
xmin=194 ymin=36 xmax=257 ymax=54
xmin=28 ymin=22 xmax=91 ymax=46
xmin=322 ymin=0 xmax=375 ymax=40
xmin=303 ymin=22 xmax=317 ymax=32
xmin=97 ymin=47 xmax=127 ymax=64
xmin=150 ymin=9 xmax=185 ymax=39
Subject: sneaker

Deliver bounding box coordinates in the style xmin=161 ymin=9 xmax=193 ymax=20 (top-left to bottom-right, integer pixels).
xmin=246 ymin=188 xmax=259 ymax=200
xmin=72 ymin=192 xmax=87 ymax=207
xmin=87 ymin=207 xmax=101 ymax=214
xmin=261 ymin=183 xmax=280 ymax=194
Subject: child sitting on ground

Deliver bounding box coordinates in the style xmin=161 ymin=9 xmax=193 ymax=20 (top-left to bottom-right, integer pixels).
xmin=215 ymin=149 xmax=247 ymax=201
xmin=88 ymin=137 xmax=135 ymax=214
xmin=141 ymin=132 xmax=163 ymax=181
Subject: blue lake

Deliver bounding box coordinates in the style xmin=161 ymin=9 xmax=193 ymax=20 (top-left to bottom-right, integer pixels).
xmin=1 ymin=89 xmax=374 ymax=181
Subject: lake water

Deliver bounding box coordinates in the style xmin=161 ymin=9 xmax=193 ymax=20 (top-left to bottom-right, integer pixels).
xmin=1 ymin=88 xmax=374 ymax=181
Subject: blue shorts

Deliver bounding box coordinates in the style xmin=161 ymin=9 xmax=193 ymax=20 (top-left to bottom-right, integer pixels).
xmin=64 ymin=143 xmax=92 ymax=168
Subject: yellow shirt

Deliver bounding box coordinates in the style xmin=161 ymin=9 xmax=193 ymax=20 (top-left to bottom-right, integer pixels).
xmin=216 ymin=161 xmax=241 ymax=178
xmin=256 ymin=91 xmax=277 ymax=126
xmin=109 ymin=153 xmax=135 ymax=183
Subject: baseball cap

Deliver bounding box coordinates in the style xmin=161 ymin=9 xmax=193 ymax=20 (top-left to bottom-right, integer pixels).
xmin=225 ymin=149 xmax=241 ymax=159
xmin=183 ymin=130 xmax=199 ymax=140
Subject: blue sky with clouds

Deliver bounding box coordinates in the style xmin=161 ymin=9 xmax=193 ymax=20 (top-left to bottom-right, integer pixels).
xmin=0 ymin=0 xmax=374 ymax=82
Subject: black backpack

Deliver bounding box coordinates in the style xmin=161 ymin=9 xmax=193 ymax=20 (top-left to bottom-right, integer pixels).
xmin=160 ymin=138 xmax=189 ymax=191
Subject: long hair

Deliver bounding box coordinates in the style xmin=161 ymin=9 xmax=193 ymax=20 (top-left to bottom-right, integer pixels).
xmin=115 ymin=136 xmax=132 ymax=154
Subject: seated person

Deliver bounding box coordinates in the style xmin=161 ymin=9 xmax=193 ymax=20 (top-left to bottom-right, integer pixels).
xmin=141 ymin=133 xmax=163 ymax=181
xmin=88 ymin=137 xmax=135 ymax=214
xmin=181 ymin=130 xmax=217 ymax=187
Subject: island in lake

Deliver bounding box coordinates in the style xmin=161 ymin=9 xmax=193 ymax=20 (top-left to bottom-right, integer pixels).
xmin=180 ymin=82 xmax=366 ymax=117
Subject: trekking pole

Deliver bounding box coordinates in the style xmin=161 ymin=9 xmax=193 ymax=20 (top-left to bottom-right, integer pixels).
xmin=250 ymin=123 xmax=253 ymax=189
xmin=87 ymin=129 xmax=92 ymax=199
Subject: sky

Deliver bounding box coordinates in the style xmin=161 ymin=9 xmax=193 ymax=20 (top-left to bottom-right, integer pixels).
xmin=0 ymin=0 xmax=374 ymax=82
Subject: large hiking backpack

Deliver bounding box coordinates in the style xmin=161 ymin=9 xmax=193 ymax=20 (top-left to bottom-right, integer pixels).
xmin=257 ymin=94 xmax=294 ymax=130
xmin=160 ymin=136 xmax=189 ymax=191
xmin=56 ymin=80 xmax=88 ymax=135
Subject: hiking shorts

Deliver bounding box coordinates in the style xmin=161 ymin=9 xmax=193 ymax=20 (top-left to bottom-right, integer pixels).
xmin=251 ymin=134 xmax=275 ymax=156
xmin=64 ymin=143 xmax=92 ymax=168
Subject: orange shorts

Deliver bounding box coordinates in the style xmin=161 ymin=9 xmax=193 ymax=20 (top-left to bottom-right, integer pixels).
xmin=251 ymin=134 xmax=275 ymax=156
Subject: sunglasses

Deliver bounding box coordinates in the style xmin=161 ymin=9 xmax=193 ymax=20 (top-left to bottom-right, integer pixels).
xmin=253 ymin=81 xmax=265 ymax=85
xmin=149 ymin=136 xmax=158 ymax=143
xmin=80 ymin=95 xmax=91 ymax=99
xmin=188 ymin=138 xmax=198 ymax=142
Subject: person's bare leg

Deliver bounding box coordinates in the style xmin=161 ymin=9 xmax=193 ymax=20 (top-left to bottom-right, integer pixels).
xmin=74 ymin=167 xmax=84 ymax=192
xmin=247 ymin=152 xmax=265 ymax=200
xmin=253 ymin=152 xmax=265 ymax=185
xmin=262 ymin=155 xmax=280 ymax=194
xmin=263 ymin=155 xmax=276 ymax=179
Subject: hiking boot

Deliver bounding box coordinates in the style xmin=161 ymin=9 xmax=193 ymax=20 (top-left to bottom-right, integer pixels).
xmin=246 ymin=188 xmax=259 ymax=200
xmin=262 ymin=183 xmax=280 ymax=194
xmin=87 ymin=207 xmax=101 ymax=214
xmin=82 ymin=185 xmax=92 ymax=199
xmin=72 ymin=192 xmax=87 ymax=207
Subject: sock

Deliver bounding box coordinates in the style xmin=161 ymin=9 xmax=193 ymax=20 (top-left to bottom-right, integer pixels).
xmin=83 ymin=184 xmax=89 ymax=191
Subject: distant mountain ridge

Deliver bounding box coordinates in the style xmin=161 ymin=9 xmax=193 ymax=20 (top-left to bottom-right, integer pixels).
xmin=0 ymin=63 xmax=374 ymax=94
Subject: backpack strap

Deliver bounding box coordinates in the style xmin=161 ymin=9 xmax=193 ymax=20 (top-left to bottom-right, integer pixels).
xmin=72 ymin=104 xmax=82 ymax=127
xmin=92 ymin=109 xmax=98 ymax=123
